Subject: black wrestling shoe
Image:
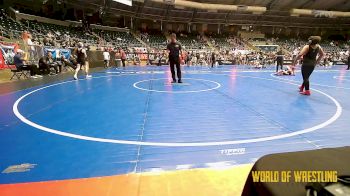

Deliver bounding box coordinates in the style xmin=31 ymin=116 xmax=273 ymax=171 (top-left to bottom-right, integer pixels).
xmin=178 ymin=80 xmax=183 ymax=83
xmin=171 ymin=79 xmax=176 ymax=83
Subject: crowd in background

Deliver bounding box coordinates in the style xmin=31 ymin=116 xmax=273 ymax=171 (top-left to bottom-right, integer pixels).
xmin=1 ymin=7 xmax=350 ymax=81
xmin=20 ymin=29 xmax=92 ymax=50
xmin=13 ymin=27 xmax=350 ymax=70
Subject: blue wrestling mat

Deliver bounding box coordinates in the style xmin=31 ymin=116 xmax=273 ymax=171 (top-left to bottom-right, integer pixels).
xmin=0 ymin=65 xmax=349 ymax=184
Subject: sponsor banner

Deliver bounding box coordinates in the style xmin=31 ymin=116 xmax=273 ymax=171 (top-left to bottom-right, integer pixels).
xmin=0 ymin=49 xmax=5 ymax=69
xmin=43 ymin=47 xmax=71 ymax=60
xmin=0 ymin=42 xmax=18 ymax=69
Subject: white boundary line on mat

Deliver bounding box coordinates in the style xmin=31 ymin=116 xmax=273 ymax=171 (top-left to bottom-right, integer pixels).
xmin=133 ymin=78 xmax=221 ymax=93
xmin=13 ymin=73 xmax=342 ymax=147
xmin=270 ymin=73 xmax=350 ymax=90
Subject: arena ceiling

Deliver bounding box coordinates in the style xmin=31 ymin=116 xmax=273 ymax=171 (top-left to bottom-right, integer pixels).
xmin=61 ymin=0 xmax=350 ymax=29
xmin=191 ymin=0 xmax=350 ymax=11
xmin=10 ymin=0 xmax=350 ymax=29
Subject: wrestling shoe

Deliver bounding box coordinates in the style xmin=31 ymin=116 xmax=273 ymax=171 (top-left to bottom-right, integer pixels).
xmin=299 ymin=85 xmax=304 ymax=92
xmin=300 ymin=90 xmax=311 ymax=96
xmin=178 ymin=80 xmax=183 ymax=83
xmin=74 ymin=75 xmax=78 ymax=80
xmin=86 ymin=75 xmax=92 ymax=79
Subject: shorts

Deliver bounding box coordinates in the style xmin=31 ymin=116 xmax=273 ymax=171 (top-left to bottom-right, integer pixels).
xmin=77 ymin=59 xmax=86 ymax=66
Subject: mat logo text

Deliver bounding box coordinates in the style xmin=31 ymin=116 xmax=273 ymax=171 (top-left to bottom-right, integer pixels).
xmin=251 ymin=170 xmax=337 ymax=183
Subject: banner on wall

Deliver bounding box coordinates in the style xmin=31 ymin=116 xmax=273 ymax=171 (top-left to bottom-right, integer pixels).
xmin=0 ymin=42 xmax=18 ymax=69
xmin=0 ymin=50 xmax=4 ymax=69
xmin=43 ymin=48 xmax=71 ymax=60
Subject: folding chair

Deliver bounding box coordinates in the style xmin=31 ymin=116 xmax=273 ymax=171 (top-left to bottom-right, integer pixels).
xmin=9 ymin=65 xmax=29 ymax=80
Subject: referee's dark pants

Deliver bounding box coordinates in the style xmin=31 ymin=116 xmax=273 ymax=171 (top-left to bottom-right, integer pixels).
xmin=169 ymin=58 xmax=181 ymax=81
xmin=276 ymin=58 xmax=283 ymax=72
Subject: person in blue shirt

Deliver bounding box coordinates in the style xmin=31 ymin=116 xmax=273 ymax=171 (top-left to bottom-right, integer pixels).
xmin=13 ymin=50 xmax=41 ymax=79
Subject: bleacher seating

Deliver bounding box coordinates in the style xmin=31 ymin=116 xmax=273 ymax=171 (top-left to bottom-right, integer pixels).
xmin=175 ymin=33 xmax=208 ymax=50
xmin=147 ymin=33 xmax=167 ymax=49
xmin=320 ymin=41 xmax=344 ymax=53
xmin=1 ymin=7 xmax=348 ymax=67
xmin=0 ymin=10 xmax=27 ymax=39
xmin=206 ymin=33 xmax=249 ymax=51
xmin=273 ymin=39 xmax=303 ymax=52
xmin=95 ymin=29 xmax=143 ymax=49
xmin=25 ymin=20 xmax=97 ymax=46
xmin=209 ymin=36 xmax=230 ymax=48
xmin=272 ymin=38 xmax=344 ymax=53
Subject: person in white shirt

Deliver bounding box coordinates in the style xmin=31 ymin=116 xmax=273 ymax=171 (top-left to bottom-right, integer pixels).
xmin=292 ymin=48 xmax=299 ymax=59
xmin=26 ymin=34 xmax=36 ymax=60
xmin=102 ymin=49 xmax=110 ymax=68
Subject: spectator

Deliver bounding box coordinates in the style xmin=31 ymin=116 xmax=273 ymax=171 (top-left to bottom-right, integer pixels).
xmin=119 ymin=47 xmax=127 ymax=67
xmin=14 ymin=50 xmax=42 ymax=79
xmin=211 ymin=52 xmax=216 ymax=68
xmin=26 ymin=34 xmax=35 ymax=60
xmin=39 ymin=52 xmax=61 ymax=75
xmin=114 ymin=48 xmax=121 ymax=67
xmin=103 ymin=49 xmax=110 ymax=68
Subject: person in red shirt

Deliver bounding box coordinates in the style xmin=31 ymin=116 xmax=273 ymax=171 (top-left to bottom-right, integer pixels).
xmin=119 ymin=47 xmax=126 ymax=67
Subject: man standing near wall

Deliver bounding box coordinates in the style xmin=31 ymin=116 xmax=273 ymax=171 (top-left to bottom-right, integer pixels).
xmin=119 ymin=47 xmax=126 ymax=67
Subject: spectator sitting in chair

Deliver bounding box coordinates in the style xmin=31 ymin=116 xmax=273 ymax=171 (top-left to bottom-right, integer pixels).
xmin=60 ymin=55 xmax=77 ymax=70
xmin=39 ymin=52 xmax=61 ymax=75
xmin=13 ymin=50 xmax=42 ymax=79
xmin=38 ymin=55 xmax=50 ymax=74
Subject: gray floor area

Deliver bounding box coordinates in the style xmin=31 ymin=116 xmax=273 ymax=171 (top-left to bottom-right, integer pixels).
xmin=0 ymin=67 xmax=105 ymax=95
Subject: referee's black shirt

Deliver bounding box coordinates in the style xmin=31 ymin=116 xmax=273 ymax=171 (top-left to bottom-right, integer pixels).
xmin=167 ymin=42 xmax=182 ymax=61
xmin=276 ymin=50 xmax=284 ymax=60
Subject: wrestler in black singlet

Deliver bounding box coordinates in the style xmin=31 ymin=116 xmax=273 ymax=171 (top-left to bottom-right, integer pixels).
xmin=301 ymin=45 xmax=319 ymax=91
xmin=76 ymin=48 xmax=86 ymax=65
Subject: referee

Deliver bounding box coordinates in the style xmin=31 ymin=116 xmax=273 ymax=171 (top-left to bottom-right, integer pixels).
xmin=167 ymin=33 xmax=182 ymax=83
xmin=276 ymin=49 xmax=284 ymax=72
